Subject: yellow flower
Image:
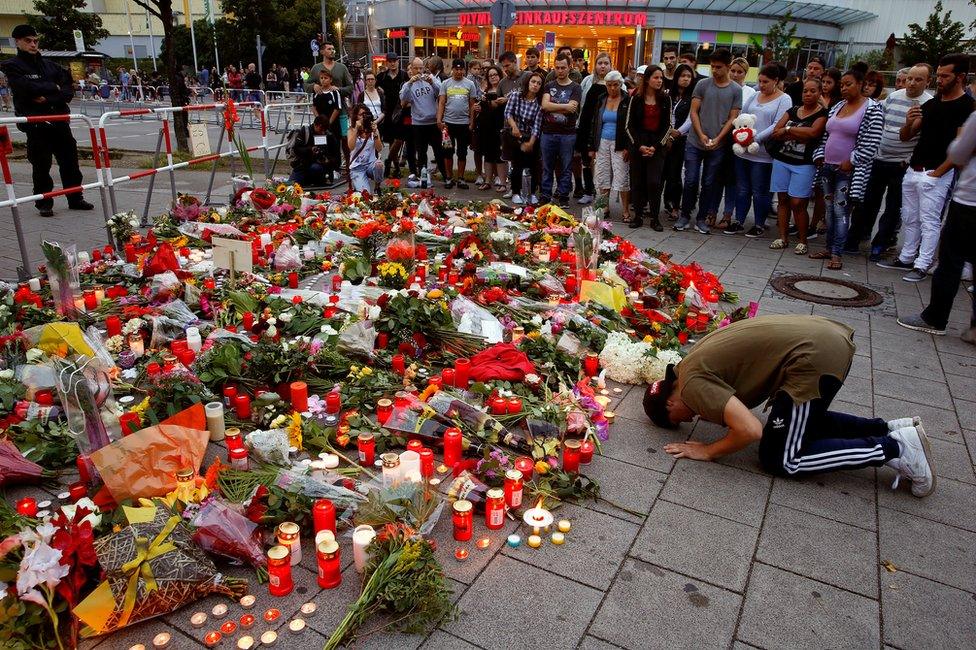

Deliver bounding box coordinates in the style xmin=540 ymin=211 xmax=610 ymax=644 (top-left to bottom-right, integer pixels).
xmin=288 ymin=412 xmax=303 ymax=450
xmin=292 ymin=183 xmax=303 ymax=194
xmin=426 ymin=288 xmax=444 ymax=299
xmin=350 ymin=365 xmax=360 ymax=374
xmin=276 ymin=184 xmax=287 ymax=193
xmin=361 ymin=367 xmax=373 ymax=376
xmin=535 ymin=460 xmax=550 ymax=475
xmin=652 ymin=322 xmax=662 ymax=332
xmin=643 ymin=335 xmax=654 ymax=343
xmin=131 ymin=397 xmax=151 ymax=418
xmin=526 ymin=331 xmax=541 ymax=340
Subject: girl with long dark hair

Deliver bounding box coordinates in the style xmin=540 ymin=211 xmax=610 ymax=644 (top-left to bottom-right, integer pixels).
xmin=663 ymin=63 xmax=696 ymax=220
xmin=622 ymin=64 xmax=672 ymax=230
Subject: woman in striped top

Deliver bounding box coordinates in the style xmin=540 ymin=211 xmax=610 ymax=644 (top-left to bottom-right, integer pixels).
xmin=811 ymin=69 xmax=883 ymax=271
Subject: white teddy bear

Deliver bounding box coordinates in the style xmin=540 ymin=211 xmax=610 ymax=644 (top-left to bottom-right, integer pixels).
xmin=731 ymin=113 xmax=760 ymax=155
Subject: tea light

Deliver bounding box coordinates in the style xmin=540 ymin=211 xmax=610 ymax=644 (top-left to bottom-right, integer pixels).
xmin=476 ymin=537 xmax=491 ymax=550
xmin=263 ymin=608 xmax=281 ymax=623
xmin=239 ymin=614 xmax=256 ymax=629
xmin=527 ymin=534 xmax=542 ymax=548
xmin=203 ymin=631 xmax=222 ymax=647
xmin=260 ymin=631 xmax=278 ymax=645
xmin=288 ymin=618 xmax=306 ymax=633
xmin=237 ymin=636 xmax=256 ymax=650
xmin=551 ymin=532 xmax=566 ymax=545
xmin=221 ymin=621 xmax=238 ymax=635
xmin=454 ymin=548 xmax=469 ymax=561
xmin=557 ymin=519 xmax=572 ymax=533
xmin=603 ymin=410 xmax=616 ymax=424
xmin=239 ymin=594 xmax=256 ymax=609
xmin=152 ymin=632 xmax=172 ymax=648
xmin=299 ymin=602 xmax=317 ymax=617
xmin=211 ymin=603 xmax=228 ymax=619
xmin=56 ymin=491 xmax=70 ymax=500
xmin=37 ymin=500 xmax=51 ymax=509
xmin=506 ymin=534 xmax=521 ymax=548
xmin=129 ymin=645 xmax=146 ymax=650
xmin=612 ymin=387 xmax=623 ymax=394
xmin=190 ymin=612 xmax=208 ymax=628
xmin=594 ymin=395 xmax=611 ymax=409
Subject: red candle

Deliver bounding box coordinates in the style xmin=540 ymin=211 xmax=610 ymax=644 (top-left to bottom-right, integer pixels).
xmin=103 ymin=245 xmax=114 ymax=257
xmin=357 ymin=432 xmax=376 ymax=466
xmin=83 ymin=290 xmax=97 ymax=310
xmin=504 ymin=469 xmax=524 ymax=508
xmin=407 ymin=439 xmax=424 ymax=454
xmin=454 ymin=358 xmax=471 ymax=389
xmin=565 ymin=275 xmax=578 ymax=294
xmin=417 ymin=245 xmax=428 ymax=261
xmin=124 ymin=243 xmax=136 ymax=263
xmin=325 ymin=392 xmax=341 ymax=415
xmin=549 ymin=244 xmax=560 ymax=260
xmin=443 ymin=427 xmax=463 ymax=468
xmin=562 ymin=439 xmax=582 ymax=473
xmin=452 ymin=500 xmax=473 ymax=541
xmin=375 ymin=399 xmax=393 ymax=426
xmin=76 ymin=455 xmax=91 ymax=484
xmin=416 ymin=264 xmax=427 ymax=282
xmin=267 ymin=546 xmax=294 ymax=597
xmin=485 ymin=488 xmax=505 ymax=530
xmin=441 ymin=368 xmax=456 ymax=388
xmin=178 ymin=349 xmax=196 ymax=367
xmin=313 ymin=499 xmax=336 ymax=535
xmin=223 ymin=386 xmax=238 ymax=407
xmin=332 ymin=275 xmax=343 ymax=292
xmin=448 ymin=271 xmax=460 ymax=286
xmin=438 ymin=266 xmax=448 ymax=282
xmin=146 ymin=362 xmax=161 ymax=377
xmin=419 ymin=448 xmax=434 ymax=477
xmin=68 ymin=481 xmax=88 ymax=502
xmin=489 ymin=396 xmax=507 ymax=416
xmin=391 ymin=354 xmax=406 ymax=374
xmin=228 ymin=446 xmax=249 ymax=470
xmin=514 ymin=456 xmax=534 ymax=481
xmin=16 ymin=497 xmax=38 ymax=517
xmin=92 ymin=248 xmax=102 ymax=261
xmin=376 ymin=332 xmax=389 ymax=349
xmin=105 ymin=315 xmax=122 ymax=337
xmin=506 ymin=397 xmax=523 ymax=415
xmin=225 ymin=428 xmax=243 ymax=450
xmin=583 ymin=352 xmax=600 ymax=378
xmin=234 ymin=394 xmax=251 ymax=419
xmin=288 ymin=271 xmax=299 ymax=289
xmin=290 ymin=381 xmax=309 ymax=412
xmin=581 ymin=439 xmax=595 ymax=464
xmin=242 ymin=312 xmax=254 ymax=331
xmin=316 ymin=540 xmax=342 ymax=589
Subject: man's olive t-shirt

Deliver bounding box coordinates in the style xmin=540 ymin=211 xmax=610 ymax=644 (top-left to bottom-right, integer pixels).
xmin=676 ymin=315 xmax=855 ymax=423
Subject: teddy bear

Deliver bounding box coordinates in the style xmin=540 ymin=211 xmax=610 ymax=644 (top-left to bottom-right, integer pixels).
xmin=731 ymin=113 xmax=759 ymax=155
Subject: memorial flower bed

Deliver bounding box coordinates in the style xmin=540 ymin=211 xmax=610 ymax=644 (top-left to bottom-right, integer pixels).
xmin=0 ymin=183 xmax=751 ymax=648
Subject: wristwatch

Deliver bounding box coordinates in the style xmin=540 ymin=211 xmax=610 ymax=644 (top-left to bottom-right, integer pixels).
xmin=785 ymin=125 xmax=792 ymax=133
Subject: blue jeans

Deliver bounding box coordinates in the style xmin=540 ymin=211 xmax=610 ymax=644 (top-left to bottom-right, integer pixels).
xmin=290 ymin=163 xmax=328 ymax=186
xmin=734 ymin=157 xmax=773 ymax=228
xmin=350 ymin=160 xmax=384 ymax=193
xmin=681 ymin=143 xmax=726 ymax=223
xmin=821 ymin=164 xmax=852 ymax=256
xmin=540 ymin=133 xmax=576 ymax=201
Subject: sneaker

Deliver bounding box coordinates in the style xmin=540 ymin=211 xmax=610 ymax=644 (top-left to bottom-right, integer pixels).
xmin=896 ymin=313 xmax=945 ymax=336
xmin=694 ymin=221 xmax=711 ymax=235
xmin=744 ymin=226 xmax=765 ymax=238
xmin=457 ymin=181 xmax=469 ymax=189
xmin=530 ymin=194 xmax=540 ymax=205
xmin=474 ymin=175 xmax=484 ymax=186
xmin=876 ymin=258 xmax=913 ymax=271
xmin=577 ymin=194 xmax=594 ymax=205
xmin=902 ymin=268 xmax=927 ymax=283
xmin=673 ymin=217 xmax=691 ymax=231
xmin=444 ymin=179 xmax=455 ymax=189
xmin=406 ymin=175 xmax=421 ymax=188
xmin=887 ymin=416 xmax=922 ymax=431
xmin=538 ymin=195 xmax=551 ymax=205
xmin=868 ymin=246 xmax=883 ymax=263
xmin=807 ymin=230 xmax=819 ymax=240
xmin=512 ymin=194 xmax=524 ymax=205
xmin=502 ymin=189 xmax=514 ymax=199
xmin=723 ymin=222 xmax=744 ymax=234
xmin=887 ymin=425 xmax=936 ymax=497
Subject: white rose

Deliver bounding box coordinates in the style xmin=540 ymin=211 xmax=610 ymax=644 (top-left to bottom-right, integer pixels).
xmin=367 ymin=306 xmax=381 ymax=320
xmin=266 ymin=325 xmax=278 ymax=338
xmin=278 ymin=311 xmax=293 ymax=323
xmin=0 ymin=369 xmax=14 ymax=380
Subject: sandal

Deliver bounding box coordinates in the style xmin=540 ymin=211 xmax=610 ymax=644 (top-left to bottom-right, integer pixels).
xmin=478 ymin=182 xmax=492 ymax=191
xmin=715 ymin=219 xmax=731 ymax=231
xmin=794 ymin=243 xmax=808 ymax=255
xmin=495 ymin=182 xmax=505 ymax=192
xmin=808 ymin=250 xmax=830 ymax=260
xmin=769 ymin=239 xmax=787 ymax=250
xmin=827 ymin=257 xmax=843 ymax=270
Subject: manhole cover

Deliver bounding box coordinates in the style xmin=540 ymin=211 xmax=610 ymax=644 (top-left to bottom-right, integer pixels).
xmin=770 ymin=274 xmax=884 ymax=307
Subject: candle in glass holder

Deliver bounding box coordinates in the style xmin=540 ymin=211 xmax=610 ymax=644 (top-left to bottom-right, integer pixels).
xmin=580 ymin=439 xmax=595 ymax=464
xmin=228 ymin=446 xmax=249 ymax=470
xmin=391 ymin=354 xmax=406 ymax=374
xmin=565 ymin=275 xmax=578 ymax=294
xmin=504 ymin=469 xmax=524 ymax=509
xmin=68 ymin=481 xmax=88 ymax=502
xmin=381 ymin=453 xmax=401 ymax=488
xmin=454 ymin=358 xmax=471 ymax=389
xmin=441 ymin=368 xmax=456 ymax=388
xmin=506 ymin=397 xmax=523 ymax=415
xmin=128 ymin=334 xmax=145 ymax=358
xmin=583 ymin=352 xmax=600 ymax=377
xmin=514 ymin=456 xmax=534 ymax=481
xmin=267 ymin=546 xmax=293 ymax=596
xmin=288 ymin=271 xmax=299 ymax=289
xmin=204 ymin=401 xmax=225 ymax=442
xmin=276 ymin=522 xmax=301 ymax=565
xmin=234 ymin=394 xmax=251 ymax=419
xmin=357 ymin=432 xmax=376 ymax=466
xmin=562 ymin=439 xmax=582 ymax=473
xmin=313 ymin=499 xmax=336 ymax=535
xmin=16 ymin=497 xmax=38 ymax=517
xmin=28 ymin=277 xmax=42 ymax=292
xmin=104 ymin=315 xmax=122 ymax=337
xmin=289 ymin=381 xmax=308 ymax=412
xmin=489 ymin=395 xmax=507 ymax=415
xmin=443 ymin=427 xmax=462 ymax=468
xmin=352 ymin=524 xmax=376 ymax=573
xmin=419 ymin=448 xmax=434 ymax=478
xmin=452 ymin=499 xmax=473 ymax=541
xmin=485 ymin=488 xmax=505 ymax=530
xmin=316 ymin=540 xmax=342 ymax=589
xmin=375 ymin=399 xmax=393 ymax=425
xmin=239 ymin=614 xmax=255 ymax=629
xmin=325 ymin=392 xmax=341 ymax=414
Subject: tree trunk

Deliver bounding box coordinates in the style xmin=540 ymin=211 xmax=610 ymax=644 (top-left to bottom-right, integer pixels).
xmin=159 ymin=0 xmax=190 ymax=152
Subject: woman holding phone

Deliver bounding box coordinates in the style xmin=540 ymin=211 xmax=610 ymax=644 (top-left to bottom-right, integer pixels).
xmin=346 ymin=103 xmax=384 ymax=193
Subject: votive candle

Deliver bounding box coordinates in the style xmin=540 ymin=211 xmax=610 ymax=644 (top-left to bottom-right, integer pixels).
xmin=205 ymin=401 xmax=225 ymax=441
xmin=352 ymin=525 xmax=376 ymax=573
xmin=290 ymin=381 xmax=308 ymax=412
xmin=234 ymin=394 xmax=251 ymax=419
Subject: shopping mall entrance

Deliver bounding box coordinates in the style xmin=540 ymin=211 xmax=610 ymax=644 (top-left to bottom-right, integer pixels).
xmin=503 ymin=24 xmax=643 ymax=74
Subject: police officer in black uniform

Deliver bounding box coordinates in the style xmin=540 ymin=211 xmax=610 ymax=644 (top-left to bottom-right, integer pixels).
xmin=2 ymin=24 xmax=93 ymax=217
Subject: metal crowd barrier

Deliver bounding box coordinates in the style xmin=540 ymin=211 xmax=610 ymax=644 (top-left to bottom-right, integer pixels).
xmin=261 ymin=102 xmax=313 ymax=178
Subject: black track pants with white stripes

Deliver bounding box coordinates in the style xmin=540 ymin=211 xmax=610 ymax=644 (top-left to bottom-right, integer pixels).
xmin=757 ymin=376 xmax=899 ymax=476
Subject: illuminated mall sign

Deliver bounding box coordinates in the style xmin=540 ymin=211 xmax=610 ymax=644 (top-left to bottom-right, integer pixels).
xmin=459 ymin=11 xmax=647 ymax=27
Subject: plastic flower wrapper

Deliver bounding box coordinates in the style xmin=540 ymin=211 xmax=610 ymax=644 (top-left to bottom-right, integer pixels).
xmin=53 ymin=356 xmax=121 ymax=479
xmin=275 ymin=467 xmax=368 ymax=512
xmin=0 ymin=438 xmax=51 ymax=487
xmin=40 ymin=240 xmax=80 ymax=318
xmin=451 ymin=295 xmax=504 ymax=344
xmin=74 ymin=502 xmax=247 ymax=637
xmin=244 ymin=428 xmax=290 ymax=466
xmin=273 ymin=239 xmax=302 ymax=271
xmin=351 ymin=477 xmax=444 ymax=537
xmin=337 ymin=319 xmax=377 ymax=358
xmin=536 ymin=273 xmax=568 ymax=297
xmin=190 ymin=498 xmax=266 ymax=573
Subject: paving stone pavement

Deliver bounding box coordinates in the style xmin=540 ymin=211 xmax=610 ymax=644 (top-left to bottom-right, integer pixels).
xmin=5 ymin=168 xmax=976 ymax=649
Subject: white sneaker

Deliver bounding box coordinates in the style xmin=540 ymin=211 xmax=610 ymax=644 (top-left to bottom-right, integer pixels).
xmin=475 ymin=175 xmax=484 ymax=186
xmin=502 ymin=189 xmax=513 ymax=199
xmin=887 ymin=416 xmax=922 ymax=431
xmin=512 ymin=194 xmax=524 ymax=205
xmin=887 ymin=425 xmax=936 ymax=497
xmin=529 ymin=194 xmax=539 ymax=205
xmin=577 ymin=194 xmax=594 ymax=205
xmin=406 ymin=175 xmax=421 ymax=188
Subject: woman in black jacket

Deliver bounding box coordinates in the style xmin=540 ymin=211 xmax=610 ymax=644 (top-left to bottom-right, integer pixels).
xmin=587 ymin=70 xmax=631 ymax=223
xmin=623 ymin=64 xmax=673 ymax=230
xmin=662 ymin=63 xmax=696 ymax=221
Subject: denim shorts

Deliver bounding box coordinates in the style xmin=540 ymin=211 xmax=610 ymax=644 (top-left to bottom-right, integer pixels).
xmin=771 ymin=160 xmax=816 ymax=199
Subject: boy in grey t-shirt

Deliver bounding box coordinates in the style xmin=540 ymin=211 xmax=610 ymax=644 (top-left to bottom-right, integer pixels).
xmin=437 ymin=58 xmax=478 ymax=188
xmin=676 ymin=49 xmax=741 ymax=234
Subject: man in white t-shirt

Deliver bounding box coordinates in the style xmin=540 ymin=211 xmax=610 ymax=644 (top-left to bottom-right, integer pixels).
xmin=848 ymin=64 xmax=933 ymax=259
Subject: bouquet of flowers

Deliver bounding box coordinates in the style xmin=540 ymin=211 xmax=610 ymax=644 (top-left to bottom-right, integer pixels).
xmin=40 ymin=241 xmax=80 ymax=318
xmin=0 ymin=438 xmax=50 ymax=487
xmin=191 ymin=498 xmax=267 ymax=575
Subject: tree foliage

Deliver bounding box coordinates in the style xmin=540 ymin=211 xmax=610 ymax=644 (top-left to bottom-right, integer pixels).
xmin=765 ymin=12 xmax=803 ymax=66
xmin=26 ymin=0 xmax=109 ymax=50
xmin=900 ymin=1 xmax=968 ymax=67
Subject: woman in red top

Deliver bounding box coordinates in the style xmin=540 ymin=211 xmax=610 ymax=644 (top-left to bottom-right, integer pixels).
xmin=622 ymin=65 xmax=673 ymax=230
xmin=226 ymin=65 xmax=243 ymax=101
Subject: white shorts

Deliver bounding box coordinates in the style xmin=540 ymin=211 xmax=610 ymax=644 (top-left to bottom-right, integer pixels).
xmin=594 ymin=138 xmax=630 ymax=193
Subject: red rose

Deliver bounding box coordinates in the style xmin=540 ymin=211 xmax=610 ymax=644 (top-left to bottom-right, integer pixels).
xmin=250 ymin=188 xmax=276 ymax=211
